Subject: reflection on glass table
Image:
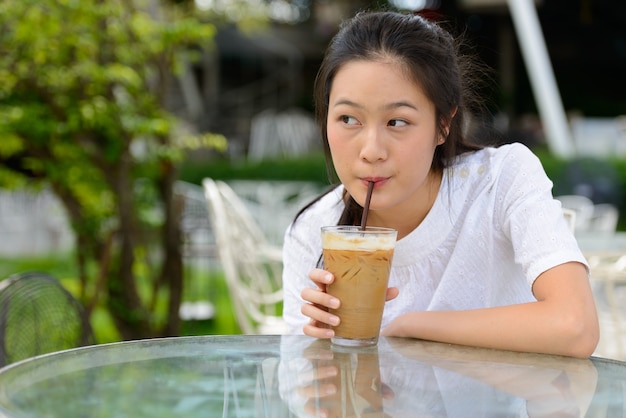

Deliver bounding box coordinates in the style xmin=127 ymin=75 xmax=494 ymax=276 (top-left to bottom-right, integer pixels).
xmin=0 ymin=335 xmax=624 ymax=417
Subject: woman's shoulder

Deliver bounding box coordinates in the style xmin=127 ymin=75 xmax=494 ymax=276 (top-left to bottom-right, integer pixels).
xmin=463 ymin=142 xmax=538 ymax=162
xmin=454 ymin=142 xmax=542 ymax=174
xmin=493 ymin=142 xmax=541 ymax=163
xmin=442 ymin=142 xmax=546 ymax=199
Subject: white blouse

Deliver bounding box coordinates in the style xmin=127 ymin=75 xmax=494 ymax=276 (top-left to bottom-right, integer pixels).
xmin=281 ymin=143 xmax=588 ymax=335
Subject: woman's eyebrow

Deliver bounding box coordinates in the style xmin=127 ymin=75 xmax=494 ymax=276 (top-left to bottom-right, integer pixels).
xmin=332 ymin=99 xmax=418 ymax=111
xmin=383 ymin=101 xmax=418 ymax=111
xmin=332 ymin=99 xmax=362 ymax=108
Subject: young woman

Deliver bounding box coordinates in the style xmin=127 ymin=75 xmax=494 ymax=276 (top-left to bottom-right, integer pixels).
xmin=282 ymin=11 xmax=599 ymax=358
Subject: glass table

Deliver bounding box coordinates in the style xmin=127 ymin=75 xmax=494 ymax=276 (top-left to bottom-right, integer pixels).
xmin=0 ymin=334 xmax=624 ymax=417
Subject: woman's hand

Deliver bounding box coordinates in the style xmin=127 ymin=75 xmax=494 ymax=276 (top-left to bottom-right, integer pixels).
xmin=300 ymin=268 xmax=400 ymax=339
xmin=380 ymin=314 xmax=408 ymax=337
xmin=300 ymin=269 xmax=340 ymax=339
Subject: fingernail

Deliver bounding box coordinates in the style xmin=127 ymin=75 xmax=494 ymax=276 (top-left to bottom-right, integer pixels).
xmin=324 ymin=329 xmax=334 ymax=338
xmin=329 ymin=298 xmax=340 ymax=308
xmin=328 ymin=315 xmax=339 ymax=325
xmin=324 ymin=273 xmax=333 ymax=283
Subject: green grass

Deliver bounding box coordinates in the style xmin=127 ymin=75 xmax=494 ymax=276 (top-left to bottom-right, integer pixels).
xmin=0 ymin=254 xmax=242 ymax=344
xmin=0 ymin=252 xmax=78 ymax=282
xmin=179 ymin=152 xmax=331 ymax=186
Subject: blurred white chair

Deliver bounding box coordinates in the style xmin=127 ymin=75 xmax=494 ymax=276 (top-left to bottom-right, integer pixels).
xmin=556 ymin=194 xmax=620 ymax=236
xmin=587 ymin=253 xmax=626 ymax=360
xmin=562 ymin=208 xmax=576 ymax=233
xmin=588 ymin=203 xmax=620 ymax=234
xmin=228 ymin=180 xmax=323 ymax=246
xmin=555 ymin=195 xmax=595 ymax=233
xmin=202 ymin=178 xmax=286 ymax=335
xmin=175 ymin=181 xmax=217 ymax=258
xmin=174 ymin=181 xmax=218 ymax=321
xmin=247 ymin=108 xmax=320 ymax=161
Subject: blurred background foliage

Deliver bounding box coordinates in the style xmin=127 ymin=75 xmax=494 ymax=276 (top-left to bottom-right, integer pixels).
xmin=0 ymin=0 xmax=229 ymax=340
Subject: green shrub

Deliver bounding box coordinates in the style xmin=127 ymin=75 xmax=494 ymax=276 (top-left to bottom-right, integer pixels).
xmin=179 ymin=152 xmax=330 ymax=185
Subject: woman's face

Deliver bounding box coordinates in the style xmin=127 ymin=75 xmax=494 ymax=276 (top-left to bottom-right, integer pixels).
xmin=327 ymin=59 xmax=443 ymax=222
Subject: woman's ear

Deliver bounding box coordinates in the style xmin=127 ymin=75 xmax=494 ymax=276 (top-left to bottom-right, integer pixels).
xmin=438 ymin=107 xmax=458 ymax=144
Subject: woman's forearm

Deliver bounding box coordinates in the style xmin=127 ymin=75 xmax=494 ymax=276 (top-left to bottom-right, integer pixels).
xmin=382 ymin=262 xmax=599 ymax=358
xmin=382 ymin=300 xmax=598 ymax=358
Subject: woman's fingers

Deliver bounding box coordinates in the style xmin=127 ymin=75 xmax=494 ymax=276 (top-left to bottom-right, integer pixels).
xmin=301 ymin=269 xmax=340 ymax=338
xmin=386 ymin=286 xmax=399 ymax=301
xmin=301 ymin=303 xmax=340 ymax=334
xmin=301 ymin=287 xmax=340 ymax=309
xmin=303 ymin=320 xmax=335 ymax=339
xmin=309 ymin=268 xmax=334 ymax=286
xmin=301 ymin=271 xmax=397 ymax=339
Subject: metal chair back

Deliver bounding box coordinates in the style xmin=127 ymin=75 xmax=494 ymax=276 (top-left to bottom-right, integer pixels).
xmin=0 ymin=272 xmax=94 ymax=366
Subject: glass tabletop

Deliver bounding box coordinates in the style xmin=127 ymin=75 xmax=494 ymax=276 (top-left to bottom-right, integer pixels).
xmin=0 ymin=334 xmax=624 ymax=417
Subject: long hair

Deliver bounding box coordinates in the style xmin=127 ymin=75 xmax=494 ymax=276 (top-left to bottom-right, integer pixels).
xmin=297 ymin=11 xmax=488 ymax=226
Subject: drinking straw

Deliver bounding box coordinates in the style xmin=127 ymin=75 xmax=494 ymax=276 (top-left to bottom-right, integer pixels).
xmin=360 ymin=181 xmax=375 ymax=230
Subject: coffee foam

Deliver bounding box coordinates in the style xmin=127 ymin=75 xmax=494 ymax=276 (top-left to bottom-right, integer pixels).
xmin=321 ymin=230 xmax=396 ymax=251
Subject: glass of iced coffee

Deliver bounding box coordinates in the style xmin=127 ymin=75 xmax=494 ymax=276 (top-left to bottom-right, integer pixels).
xmin=321 ymin=226 xmax=397 ymax=347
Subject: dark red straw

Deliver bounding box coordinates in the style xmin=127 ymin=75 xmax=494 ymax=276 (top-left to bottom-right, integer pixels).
xmin=360 ymin=181 xmax=375 ymax=230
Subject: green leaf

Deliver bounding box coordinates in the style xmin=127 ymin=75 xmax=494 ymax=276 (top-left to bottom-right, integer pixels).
xmin=0 ymin=133 xmax=24 ymax=157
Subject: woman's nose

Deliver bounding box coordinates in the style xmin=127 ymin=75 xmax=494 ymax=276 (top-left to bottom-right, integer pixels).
xmin=359 ymin=127 xmax=388 ymax=162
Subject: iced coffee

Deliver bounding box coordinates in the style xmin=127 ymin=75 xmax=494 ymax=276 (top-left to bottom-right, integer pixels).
xmin=321 ymin=226 xmax=397 ymax=347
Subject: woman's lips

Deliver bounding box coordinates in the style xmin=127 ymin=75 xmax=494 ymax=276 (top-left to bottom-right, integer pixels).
xmin=361 ymin=177 xmax=388 ymax=188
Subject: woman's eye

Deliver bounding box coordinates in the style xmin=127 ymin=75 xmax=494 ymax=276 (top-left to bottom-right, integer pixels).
xmin=388 ymin=119 xmax=408 ymax=127
xmin=340 ymin=115 xmax=358 ymax=125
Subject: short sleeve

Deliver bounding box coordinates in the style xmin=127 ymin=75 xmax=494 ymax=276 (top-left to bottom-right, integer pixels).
xmin=495 ymin=144 xmax=588 ymax=287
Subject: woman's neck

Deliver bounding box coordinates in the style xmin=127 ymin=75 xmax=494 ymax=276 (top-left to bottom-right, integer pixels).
xmin=367 ymin=170 xmax=442 ymax=240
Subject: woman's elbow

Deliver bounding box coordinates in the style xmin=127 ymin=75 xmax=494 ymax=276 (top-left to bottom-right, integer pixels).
xmin=559 ymin=313 xmax=600 ymax=358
